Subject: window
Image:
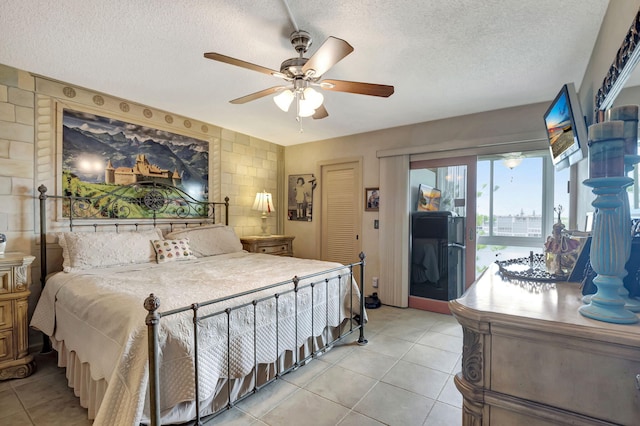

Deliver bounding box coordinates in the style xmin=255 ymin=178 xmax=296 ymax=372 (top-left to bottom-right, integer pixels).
xmin=476 ymin=151 xmax=568 ymax=276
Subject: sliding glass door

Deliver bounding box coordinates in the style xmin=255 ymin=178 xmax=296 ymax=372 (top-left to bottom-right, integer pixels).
xmin=409 ymin=156 xmax=476 ymax=312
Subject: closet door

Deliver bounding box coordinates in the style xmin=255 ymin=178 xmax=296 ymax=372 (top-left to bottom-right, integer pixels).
xmin=320 ymin=161 xmax=362 ymax=264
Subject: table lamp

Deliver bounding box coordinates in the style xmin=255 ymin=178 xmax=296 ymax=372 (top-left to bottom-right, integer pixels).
xmin=252 ymin=191 xmax=274 ymax=236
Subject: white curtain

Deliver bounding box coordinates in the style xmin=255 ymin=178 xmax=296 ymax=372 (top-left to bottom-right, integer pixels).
xmin=378 ymin=155 xmax=410 ymax=307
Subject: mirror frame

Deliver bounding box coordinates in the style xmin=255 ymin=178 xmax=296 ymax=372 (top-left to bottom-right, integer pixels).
xmin=595 ymin=8 xmax=640 ymax=121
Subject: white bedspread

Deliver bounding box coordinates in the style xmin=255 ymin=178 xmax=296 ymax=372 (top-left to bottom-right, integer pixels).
xmin=30 ymin=252 xmax=362 ymax=425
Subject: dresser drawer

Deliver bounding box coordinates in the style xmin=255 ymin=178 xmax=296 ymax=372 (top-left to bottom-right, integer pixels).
xmin=258 ymin=244 xmax=290 ymax=255
xmin=0 ymin=268 xmax=11 ymax=294
xmin=491 ymin=331 xmax=640 ymax=425
xmin=0 ymin=329 xmax=13 ymax=362
xmin=0 ymin=300 xmax=12 ymax=330
xmin=241 ymin=236 xmax=295 ymax=257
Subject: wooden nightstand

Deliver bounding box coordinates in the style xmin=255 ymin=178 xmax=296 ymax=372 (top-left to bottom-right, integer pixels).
xmin=0 ymin=252 xmax=36 ymax=380
xmin=241 ymin=235 xmax=295 ymax=256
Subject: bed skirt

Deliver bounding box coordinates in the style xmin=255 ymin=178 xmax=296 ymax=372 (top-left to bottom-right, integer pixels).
xmin=52 ymin=319 xmax=353 ymax=424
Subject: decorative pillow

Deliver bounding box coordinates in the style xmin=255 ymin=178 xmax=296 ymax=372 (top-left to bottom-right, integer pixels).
xmin=165 ymin=224 xmax=243 ymax=257
xmin=152 ymin=238 xmax=196 ymax=263
xmin=58 ymin=228 xmax=164 ymax=272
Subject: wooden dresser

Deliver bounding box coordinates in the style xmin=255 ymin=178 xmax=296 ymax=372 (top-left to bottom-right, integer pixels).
xmin=241 ymin=235 xmax=295 ymax=256
xmin=450 ymin=265 xmax=640 ymax=425
xmin=0 ymin=252 xmax=36 ymax=380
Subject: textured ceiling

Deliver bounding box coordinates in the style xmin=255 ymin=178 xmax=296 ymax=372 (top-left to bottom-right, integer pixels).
xmin=0 ymin=0 xmax=610 ymax=146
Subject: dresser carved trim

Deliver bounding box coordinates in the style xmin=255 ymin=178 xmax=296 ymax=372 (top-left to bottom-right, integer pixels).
xmin=462 ymin=328 xmax=483 ymax=384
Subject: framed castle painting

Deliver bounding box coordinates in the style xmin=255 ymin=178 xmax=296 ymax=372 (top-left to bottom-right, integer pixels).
xmin=61 ymin=108 xmax=209 ymax=219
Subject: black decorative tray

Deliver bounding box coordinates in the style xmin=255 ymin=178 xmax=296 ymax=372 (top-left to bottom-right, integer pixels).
xmin=495 ymin=253 xmax=566 ymax=283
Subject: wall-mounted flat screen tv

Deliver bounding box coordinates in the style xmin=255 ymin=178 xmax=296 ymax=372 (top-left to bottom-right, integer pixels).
xmin=543 ymin=82 xmax=587 ymax=171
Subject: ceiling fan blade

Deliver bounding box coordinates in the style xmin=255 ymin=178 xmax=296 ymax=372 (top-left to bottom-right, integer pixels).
xmin=302 ymin=37 xmax=354 ymax=78
xmin=204 ymin=52 xmax=280 ymax=76
xmin=320 ymin=79 xmax=394 ymax=97
xmin=230 ymin=86 xmax=287 ymax=104
xmin=312 ymin=105 xmax=328 ymax=119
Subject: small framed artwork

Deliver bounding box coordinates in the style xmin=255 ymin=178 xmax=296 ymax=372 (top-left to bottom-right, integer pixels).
xmin=365 ymin=188 xmax=379 ymax=211
xmin=417 ymin=184 xmax=441 ymax=211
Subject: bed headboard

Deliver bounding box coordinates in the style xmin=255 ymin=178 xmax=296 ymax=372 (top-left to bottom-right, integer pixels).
xmin=38 ymin=181 xmax=229 ymax=289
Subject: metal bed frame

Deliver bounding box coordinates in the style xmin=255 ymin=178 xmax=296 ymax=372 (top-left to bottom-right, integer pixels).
xmin=37 ymin=181 xmax=367 ymax=425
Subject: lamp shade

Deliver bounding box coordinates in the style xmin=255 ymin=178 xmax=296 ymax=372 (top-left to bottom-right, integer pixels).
xmin=274 ymin=89 xmax=294 ymax=112
xmin=303 ymin=87 xmax=324 ymax=109
xmin=274 ymin=87 xmax=324 ymax=119
xmin=252 ymin=191 xmax=274 ymax=213
xmin=297 ymin=101 xmax=316 ymax=117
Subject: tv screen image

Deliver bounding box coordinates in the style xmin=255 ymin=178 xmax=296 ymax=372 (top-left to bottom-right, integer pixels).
xmin=543 ymin=83 xmax=587 ymax=171
xmin=546 ymin=91 xmax=575 ymax=157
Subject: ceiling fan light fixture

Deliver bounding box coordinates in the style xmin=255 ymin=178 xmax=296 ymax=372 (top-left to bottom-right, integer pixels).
xmin=502 ymin=152 xmax=524 ymax=169
xmin=273 ymin=89 xmax=294 ymax=112
xmin=302 ymin=87 xmax=324 ymax=110
xmin=297 ymin=101 xmax=316 ymax=117
xmin=204 ymin=25 xmax=393 ymax=129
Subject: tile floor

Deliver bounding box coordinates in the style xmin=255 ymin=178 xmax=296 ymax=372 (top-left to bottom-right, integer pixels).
xmin=0 ymin=306 xmax=463 ymax=425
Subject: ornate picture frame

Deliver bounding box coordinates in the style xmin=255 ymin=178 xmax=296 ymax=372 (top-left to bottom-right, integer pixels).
xmin=594 ymin=7 xmax=640 ymax=120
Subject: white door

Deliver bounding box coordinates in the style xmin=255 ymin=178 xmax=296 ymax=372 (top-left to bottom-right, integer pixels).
xmin=320 ymin=161 xmax=362 ymax=264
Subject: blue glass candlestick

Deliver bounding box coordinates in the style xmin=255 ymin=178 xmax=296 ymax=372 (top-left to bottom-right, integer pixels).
xmin=580 ymin=176 xmax=638 ymax=324
xmin=606 ymin=106 xmax=640 ymax=312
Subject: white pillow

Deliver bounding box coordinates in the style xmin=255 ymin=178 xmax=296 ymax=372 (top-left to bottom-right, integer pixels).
xmin=58 ymin=228 xmax=163 ymax=272
xmin=165 ymin=224 xmax=243 ymax=257
xmin=152 ymin=238 xmax=196 ymax=263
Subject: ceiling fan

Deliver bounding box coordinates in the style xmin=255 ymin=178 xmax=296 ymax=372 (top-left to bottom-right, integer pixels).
xmin=204 ymin=29 xmax=394 ymax=122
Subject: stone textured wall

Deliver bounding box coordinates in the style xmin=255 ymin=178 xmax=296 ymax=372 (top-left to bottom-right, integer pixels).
xmin=220 ymin=128 xmax=281 ymax=232
xmin=0 ymin=65 xmax=35 ymax=256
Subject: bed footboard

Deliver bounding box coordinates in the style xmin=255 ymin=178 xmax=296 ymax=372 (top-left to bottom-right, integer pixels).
xmin=144 ymin=252 xmax=367 ymax=426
